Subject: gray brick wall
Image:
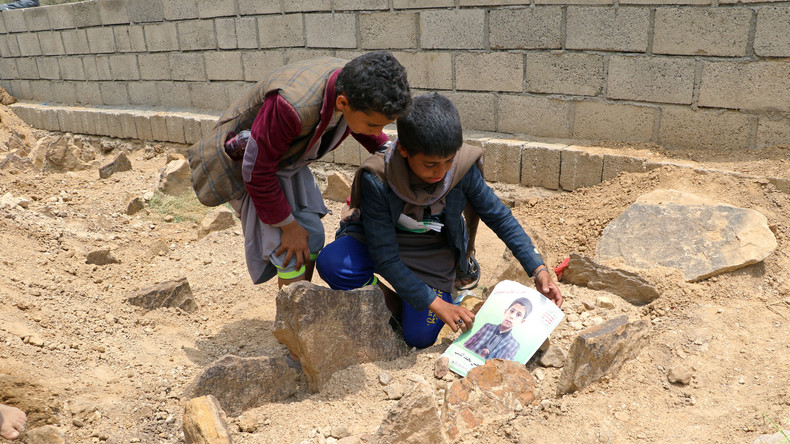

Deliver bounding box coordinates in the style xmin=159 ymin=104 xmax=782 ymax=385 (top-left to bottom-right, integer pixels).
xmin=0 ymin=0 xmax=787 ymax=159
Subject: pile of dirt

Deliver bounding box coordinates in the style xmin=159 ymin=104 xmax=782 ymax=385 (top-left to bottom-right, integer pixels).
xmin=1 ymin=101 xmax=789 ymax=443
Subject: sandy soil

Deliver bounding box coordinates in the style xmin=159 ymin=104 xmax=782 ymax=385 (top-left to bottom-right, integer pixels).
xmin=1 ymin=102 xmax=789 ymax=444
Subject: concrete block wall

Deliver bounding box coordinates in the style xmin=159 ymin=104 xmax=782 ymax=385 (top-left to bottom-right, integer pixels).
xmin=0 ymin=0 xmax=788 ymax=178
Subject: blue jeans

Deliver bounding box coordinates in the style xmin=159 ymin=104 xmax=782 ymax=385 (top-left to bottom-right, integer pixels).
xmin=0 ymin=0 xmax=39 ymax=11
xmin=316 ymin=236 xmax=452 ymax=349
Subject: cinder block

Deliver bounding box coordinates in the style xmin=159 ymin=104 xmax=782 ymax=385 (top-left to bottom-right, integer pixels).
xmin=70 ymin=1 xmax=102 ymax=28
xmin=11 ymin=80 xmax=33 ymax=101
xmin=38 ymin=31 xmax=65 ymax=56
xmin=283 ymin=0 xmax=331 ymax=12
xmin=128 ymin=81 xmax=160 ymax=106
xmin=24 ymin=6 xmax=50 ymax=31
xmin=0 ymin=14 xmax=6 ymax=34
xmin=527 ymin=52 xmax=603 ymax=96
xmin=156 ymin=81 xmax=191 ymax=108
xmin=392 ymin=51 xmax=451 ymax=90
xmin=490 ymin=7 xmax=562 ymax=49
xmin=756 ymin=118 xmax=790 ymax=148
xmin=205 ymin=51 xmax=244 ymax=81
xmin=74 ymin=82 xmax=103 ymax=105
xmin=566 ymin=7 xmax=650 ymax=52
xmin=17 ymin=33 xmax=42 ymax=57
xmin=199 ymin=116 xmax=218 ymax=138
xmin=166 ymin=114 xmax=187 ymax=143
xmin=420 ymin=9 xmax=485 ymax=49
xmin=0 ymin=35 xmax=21 ymax=58
xmin=46 ymin=4 xmax=75 ymax=30
xmin=93 ymin=111 xmax=111 ymax=137
xmin=572 ymin=101 xmax=654 ymax=142
xmin=196 ymin=0 xmax=236 ymax=18
xmin=482 ymin=139 xmax=524 ymax=184
xmin=653 ymin=8 xmax=751 ymax=57
xmin=76 ymin=108 xmax=98 ymax=135
xmin=239 ymin=2 xmax=281 ymax=14
xmin=57 ymin=108 xmax=78 ymax=133
xmin=98 ymin=0 xmax=131 ymax=25
xmin=607 ymin=55 xmax=695 ymax=104
xmin=59 ymin=57 xmax=85 ymax=80
xmin=178 ymin=19 xmax=217 ymax=51
xmin=134 ymin=112 xmax=154 ymax=141
xmin=119 ymin=112 xmax=138 ymax=139
xmin=62 ymin=29 xmax=90 ymax=55
xmin=754 ymin=6 xmax=790 ymax=57
xmin=437 ymin=91 xmax=494 ymax=131
xmin=258 ymin=14 xmax=304 ymax=48
xmin=332 ymin=137 xmax=362 ymax=166
xmin=82 ymin=56 xmax=99 ymax=81
xmin=102 ymin=109 xmax=124 ymax=138
xmin=2 ymin=9 xmax=26 ymax=33
xmin=621 ymin=0 xmax=706 ymax=4
xmin=393 ymin=0 xmax=453 ymax=8
xmin=16 ymin=58 xmax=39 ymax=79
xmin=36 ymin=57 xmax=60 ymax=80
xmin=138 ymin=53 xmax=171 ymax=80
xmin=144 ymin=23 xmax=179 ymax=52
xmin=0 ymin=58 xmax=19 ymax=80
xmin=169 ymin=53 xmax=207 ymax=81
xmin=602 ymin=154 xmax=648 ymax=181
xmin=222 ymin=82 xmax=247 ymax=110
xmin=304 ymin=13 xmax=356 ymax=48
xmin=560 ymin=147 xmax=604 ymax=191
xmin=95 ymin=56 xmax=113 ymax=80
xmin=188 ymin=81 xmax=229 ymax=110
xmin=521 ymin=142 xmax=564 ymax=190
xmin=87 ymin=27 xmax=117 ymax=54
xmin=242 ymin=50 xmax=284 ymax=82
xmin=461 ymin=0 xmax=534 ymax=4
xmin=658 ymin=106 xmax=752 ymax=151
xmin=163 ymin=0 xmax=199 ymax=20
xmin=699 ymin=61 xmax=790 ymax=113
xmin=235 ymin=17 xmax=258 ymax=49
xmin=99 ymin=81 xmax=129 ymax=106
xmin=216 ymin=18 xmax=237 ymax=49
xmin=150 ymin=114 xmax=169 ymax=141
xmin=183 ymin=116 xmax=203 ymax=144
xmin=335 ymin=0 xmax=388 ymax=10
xmin=456 ymin=52 xmax=523 ymax=92
xmin=114 ymin=25 xmax=147 ymax=52
xmin=284 ymin=48 xmax=331 ymax=64
xmin=128 ymin=0 xmax=165 ymax=23
xmin=498 ymin=95 xmax=572 ymax=138
xmin=360 ymin=12 xmax=417 ymax=49
xmin=109 ymin=54 xmax=140 ymax=80
xmin=41 ymin=106 xmax=61 ymax=131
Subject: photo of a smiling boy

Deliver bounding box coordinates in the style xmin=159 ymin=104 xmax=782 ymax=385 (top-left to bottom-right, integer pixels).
xmin=463 ymin=297 xmax=532 ymax=360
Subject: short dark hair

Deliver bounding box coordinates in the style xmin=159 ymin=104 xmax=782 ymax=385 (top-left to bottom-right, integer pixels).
xmin=396 ymin=92 xmax=463 ymax=158
xmin=508 ymin=297 xmax=532 ymax=317
xmin=335 ymin=51 xmax=412 ymax=120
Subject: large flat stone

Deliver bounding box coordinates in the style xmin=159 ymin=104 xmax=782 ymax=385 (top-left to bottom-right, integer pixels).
xmin=373 ymin=381 xmax=447 ymax=444
xmin=126 ymin=278 xmax=198 ymax=312
xmin=595 ymin=190 xmax=777 ymax=282
xmin=561 ymin=254 xmax=660 ymax=306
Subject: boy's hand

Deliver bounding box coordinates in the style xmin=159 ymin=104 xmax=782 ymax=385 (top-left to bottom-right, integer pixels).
xmin=428 ymin=297 xmax=475 ymax=333
xmin=278 ymin=220 xmax=310 ymax=270
xmin=533 ymin=266 xmax=563 ymax=308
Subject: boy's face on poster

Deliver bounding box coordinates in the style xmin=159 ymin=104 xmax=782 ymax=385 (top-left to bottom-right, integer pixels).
xmin=500 ymin=303 xmax=528 ymax=332
xmin=397 ymin=143 xmax=455 ymax=184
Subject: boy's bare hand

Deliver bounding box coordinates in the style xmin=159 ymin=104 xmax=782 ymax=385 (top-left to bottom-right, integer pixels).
xmin=278 ymin=220 xmax=310 ymax=270
xmin=534 ymin=269 xmax=563 ymax=308
xmin=428 ymin=297 xmax=475 ymax=333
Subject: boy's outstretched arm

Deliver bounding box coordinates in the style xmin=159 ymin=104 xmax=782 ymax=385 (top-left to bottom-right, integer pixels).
xmin=533 ymin=265 xmax=563 ymax=308
xmin=428 ymin=297 xmax=475 ymax=333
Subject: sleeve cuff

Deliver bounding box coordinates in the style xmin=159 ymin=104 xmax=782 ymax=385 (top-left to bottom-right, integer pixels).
xmin=272 ymin=213 xmax=295 ymax=228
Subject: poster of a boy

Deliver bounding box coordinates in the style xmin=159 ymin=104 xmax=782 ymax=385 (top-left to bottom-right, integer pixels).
xmin=463 ymin=297 xmax=532 ymax=360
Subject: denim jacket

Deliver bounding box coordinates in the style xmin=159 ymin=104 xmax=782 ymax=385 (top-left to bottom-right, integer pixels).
xmin=342 ymin=163 xmax=545 ymax=311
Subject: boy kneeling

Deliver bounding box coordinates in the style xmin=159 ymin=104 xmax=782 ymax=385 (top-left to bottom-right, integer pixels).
xmin=316 ymin=93 xmax=562 ymax=349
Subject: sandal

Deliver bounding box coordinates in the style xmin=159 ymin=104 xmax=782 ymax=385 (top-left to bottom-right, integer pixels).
xmin=454 ymin=256 xmax=480 ymax=291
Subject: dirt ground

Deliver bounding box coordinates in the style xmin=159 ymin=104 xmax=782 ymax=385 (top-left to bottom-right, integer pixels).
xmin=1 ymin=101 xmax=789 ymax=444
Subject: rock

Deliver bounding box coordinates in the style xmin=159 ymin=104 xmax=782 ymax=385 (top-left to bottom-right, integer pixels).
xmin=158 ymin=158 xmax=193 ymax=196
xmin=31 ymin=135 xmax=92 ymax=172
xmin=539 ymin=344 xmax=567 ymax=368
xmin=183 ymin=355 xmax=300 ymax=417
xmin=539 ymin=338 xmax=551 ymax=352
xmin=596 ymin=296 xmax=615 ymax=309
xmin=0 ymin=192 xmax=30 ymax=210
xmin=126 ymin=197 xmax=146 ymax=215
xmin=444 ymin=360 xmax=537 ymax=441
xmin=596 ymin=190 xmax=778 ymax=282
xmin=379 ymin=371 xmax=392 ymax=386
xmin=98 ymin=152 xmax=132 ymax=179
xmin=198 ymin=207 xmax=236 ymax=239
xmin=323 ymin=172 xmax=352 ymax=202
xmin=667 ymin=364 xmax=693 ymax=385
xmin=85 ymin=249 xmax=121 ymax=265
xmin=147 ymin=239 xmax=170 ymax=258
xmin=373 ymin=381 xmax=447 ymax=444
xmin=183 ymin=395 xmax=232 ymax=444
xmin=0 ymin=153 xmax=33 ymax=173
xmin=0 ymin=86 xmax=16 ymax=105
xmin=557 ymin=315 xmax=650 ymax=395
xmin=337 ymin=438 xmax=362 ymax=444
xmin=434 ymin=356 xmax=450 ymax=379
xmin=331 ymin=426 xmax=351 ymax=439
xmin=272 ymin=281 xmax=408 ymax=392
xmin=23 ymin=425 xmax=66 ymax=444
xmin=126 ymin=278 xmax=198 ymax=313
xmin=754 ymin=430 xmax=790 ymax=444
xmin=560 ymin=254 xmax=660 ymax=306
xmin=383 ymin=383 xmax=405 ymax=400
xmin=237 ymin=414 xmax=258 ymax=433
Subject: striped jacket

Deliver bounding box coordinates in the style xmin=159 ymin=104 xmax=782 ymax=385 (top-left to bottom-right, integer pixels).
xmin=463 ymin=323 xmax=521 ymax=361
